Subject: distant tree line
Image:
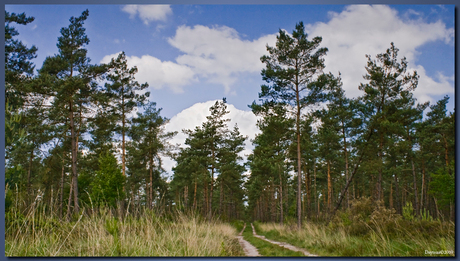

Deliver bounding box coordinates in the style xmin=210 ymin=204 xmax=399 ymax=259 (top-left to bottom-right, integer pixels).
xmin=5 ymin=10 xmax=454 ymax=225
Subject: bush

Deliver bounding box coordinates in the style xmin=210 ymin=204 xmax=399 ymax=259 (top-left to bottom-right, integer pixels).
xmin=332 ymin=197 xmax=402 ymax=236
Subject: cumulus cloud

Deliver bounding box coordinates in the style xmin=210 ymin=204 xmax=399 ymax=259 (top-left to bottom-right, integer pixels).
xmin=100 ymin=52 xmax=197 ymax=93
xmin=168 ymin=25 xmax=277 ymax=94
xmin=161 ymin=100 xmax=260 ymax=176
xmin=305 ymin=4 xmax=454 ymax=104
xmin=122 ymin=5 xmax=172 ymax=25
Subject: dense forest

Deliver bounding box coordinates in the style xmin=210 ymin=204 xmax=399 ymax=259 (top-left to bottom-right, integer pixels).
xmin=5 ymin=8 xmax=455 ymax=242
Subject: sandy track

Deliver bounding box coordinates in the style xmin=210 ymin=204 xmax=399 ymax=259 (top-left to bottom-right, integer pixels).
xmin=236 ymin=223 xmax=261 ymax=256
xmin=250 ymin=223 xmax=317 ymax=257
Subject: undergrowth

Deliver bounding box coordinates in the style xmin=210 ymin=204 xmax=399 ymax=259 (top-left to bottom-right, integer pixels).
xmin=254 ymin=197 xmax=455 ymax=257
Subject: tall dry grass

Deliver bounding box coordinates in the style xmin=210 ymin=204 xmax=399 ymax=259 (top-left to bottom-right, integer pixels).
xmin=5 ymin=187 xmax=242 ymax=256
xmin=255 ymin=199 xmax=455 ymax=257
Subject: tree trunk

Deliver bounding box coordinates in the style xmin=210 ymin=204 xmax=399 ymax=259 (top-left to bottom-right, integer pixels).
xmin=27 ymin=145 xmax=34 ymax=206
xmin=314 ymin=161 xmax=317 ymax=221
xmin=305 ymin=164 xmax=311 ymax=220
xmin=209 ymin=147 xmax=215 ymax=221
xmin=271 ymin=181 xmax=276 ymax=223
xmin=389 ymin=180 xmax=393 ymax=210
xmin=184 ymin=185 xmax=188 ymax=210
xmin=59 ymin=153 xmax=65 ymax=219
xmin=193 ymin=179 xmax=197 ymax=210
xmin=69 ymin=101 xmax=79 ymax=214
xmin=394 ymin=173 xmax=400 ymax=214
xmin=421 ymin=159 xmax=426 ymax=212
xmin=149 ymin=159 xmax=153 ymax=209
xmin=66 ymin=176 xmax=73 ymax=221
xmin=378 ymin=133 xmax=383 ymax=202
xmin=220 ymin=179 xmax=223 ymax=216
xmin=411 ymin=159 xmax=419 ymax=217
xmin=327 ymin=161 xmax=332 ymax=215
xmin=279 ymin=165 xmax=284 ymax=225
xmin=342 ymin=123 xmax=349 ymax=209
xmin=295 ymin=83 xmax=302 ymax=229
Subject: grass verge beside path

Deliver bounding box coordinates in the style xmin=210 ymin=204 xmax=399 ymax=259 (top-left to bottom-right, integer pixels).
xmin=254 ymin=221 xmax=455 ymax=257
xmin=6 ymin=207 xmax=244 ymax=256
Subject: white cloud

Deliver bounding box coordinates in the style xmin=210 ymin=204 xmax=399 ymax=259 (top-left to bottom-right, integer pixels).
xmin=168 ymin=25 xmax=277 ymax=94
xmin=161 ymin=100 xmax=260 ymax=176
xmin=122 ymin=5 xmax=172 ymax=25
xmin=100 ymin=52 xmax=197 ymax=93
xmin=305 ymin=4 xmax=454 ymax=104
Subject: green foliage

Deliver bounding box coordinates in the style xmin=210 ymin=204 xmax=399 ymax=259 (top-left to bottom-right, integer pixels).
xmin=402 ymin=201 xmax=415 ymax=221
xmin=90 ymin=151 xmax=125 ymax=207
xmin=429 ymin=162 xmax=455 ymax=209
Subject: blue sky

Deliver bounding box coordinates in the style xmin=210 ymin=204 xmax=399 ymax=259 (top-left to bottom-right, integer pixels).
xmin=6 ymin=4 xmax=455 ymax=175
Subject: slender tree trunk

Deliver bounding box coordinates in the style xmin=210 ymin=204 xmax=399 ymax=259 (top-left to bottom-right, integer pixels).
xmin=66 ymin=176 xmax=73 ymax=221
xmin=149 ymin=160 xmax=153 ymax=209
xmin=394 ymin=173 xmax=400 ymax=214
xmin=305 ymin=165 xmax=311 ymax=220
xmin=184 ymin=185 xmax=188 ymax=210
xmin=279 ymin=166 xmax=284 ymax=225
xmin=27 ymin=145 xmax=34 ymax=206
xmin=314 ymin=161 xmax=317 ymax=221
xmin=209 ymin=148 xmax=215 ymax=221
xmin=421 ymin=159 xmax=426 ymax=212
xmin=378 ymin=133 xmax=383 ymax=202
xmin=295 ymin=82 xmax=302 ymax=229
xmin=193 ymin=179 xmax=197 ymax=210
xmin=442 ymin=135 xmax=449 ymax=167
xmin=327 ymin=161 xmax=332 ymax=215
xmin=220 ymin=180 xmax=223 ymax=216
xmin=390 ymin=180 xmax=393 ymax=210
xmin=69 ymin=101 xmax=79 ymax=214
xmin=342 ymin=124 xmax=349 ymax=209
xmin=204 ymin=181 xmax=208 ymax=217
xmin=271 ymin=181 xmax=276 ymax=223
xmin=59 ymin=153 xmax=65 ymax=219
xmin=411 ymin=159 xmax=419 ymax=217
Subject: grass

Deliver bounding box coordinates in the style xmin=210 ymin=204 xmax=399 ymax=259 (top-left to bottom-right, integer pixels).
xmin=5 ymin=194 xmax=244 ymax=256
xmin=236 ymin=221 xmax=304 ymax=256
xmin=254 ymin=219 xmax=455 ymax=257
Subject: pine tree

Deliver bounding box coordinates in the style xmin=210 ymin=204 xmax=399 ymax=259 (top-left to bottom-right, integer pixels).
xmin=91 ymin=150 xmax=125 ymax=208
xmin=38 ymin=10 xmax=106 ymax=215
xmin=358 ymin=42 xmax=419 ymax=203
xmin=258 ymin=21 xmax=329 ymax=229
xmin=105 ymin=51 xmax=149 ymax=180
xmin=129 ymin=102 xmax=175 ymax=209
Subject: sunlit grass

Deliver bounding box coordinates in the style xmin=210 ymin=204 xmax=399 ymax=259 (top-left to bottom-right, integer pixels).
xmin=5 ymin=192 xmax=243 ymax=256
xmin=255 ymin=219 xmax=455 ymax=257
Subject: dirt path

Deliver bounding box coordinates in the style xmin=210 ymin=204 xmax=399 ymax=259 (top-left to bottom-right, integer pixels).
xmin=250 ymin=223 xmax=318 ymax=257
xmin=236 ymin=223 xmax=261 ymax=256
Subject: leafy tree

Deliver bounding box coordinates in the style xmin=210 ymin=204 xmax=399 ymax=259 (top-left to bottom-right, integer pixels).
xmin=429 ymin=162 xmax=454 ymax=210
xmin=216 ymin=124 xmax=246 ymax=220
xmin=128 ymin=102 xmax=175 ymax=209
xmin=5 ymin=11 xmax=37 ymax=109
xmin=357 ymin=42 xmax=419 ymax=202
xmin=258 ymin=21 xmax=329 ymax=228
xmin=91 ymin=150 xmax=125 ymax=207
xmin=105 ymin=51 xmax=149 ymax=179
xmin=5 ymin=11 xmax=37 ymax=162
xmin=38 ymin=10 xmax=106 ymax=214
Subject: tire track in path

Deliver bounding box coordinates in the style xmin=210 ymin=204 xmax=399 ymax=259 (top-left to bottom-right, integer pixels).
xmin=236 ymin=223 xmax=261 ymax=256
xmin=250 ymin=223 xmax=318 ymax=257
